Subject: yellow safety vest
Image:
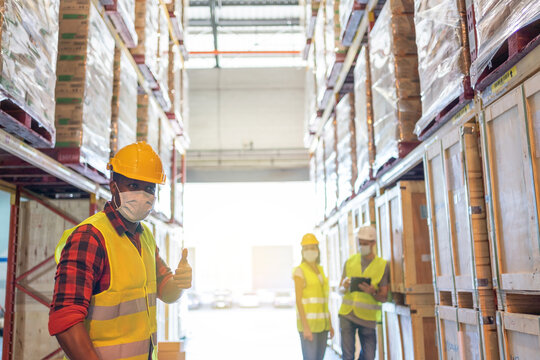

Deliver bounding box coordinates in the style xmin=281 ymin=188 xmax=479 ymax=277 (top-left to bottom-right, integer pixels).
xmin=293 ymin=262 xmax=330 ymax=333
xmin=339 ymin=254 xmax=386 ymax=322
xmin=55 ymin=211 xmax=158 ymax=360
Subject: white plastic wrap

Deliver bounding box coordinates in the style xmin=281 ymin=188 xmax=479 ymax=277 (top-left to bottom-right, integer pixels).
xmin=111 ymin=47 xmax=138 ymax=154
xmin=315 ymin=140 xmax=326 ymax=222
xmin=137 ymin=94 xmax=160 ymax=152
xmin=181 ymin=68 xmax=189 ymax=129
xmin=354 ymin=46 xmax=374 ymax=189
xmin=55 ymin=3 xmax=115 ymax=175
xmin=471 ymin=0 xmax=540 ymax=85
xmin=336 ymin=93 xmax=356 ymax=206
xmin=133 ymin=0 xmax=159 ymax=76
xmin=325 ymin=0 xmax=347 ymax=80
xmin=339 ymin=0 xmax=355 ymax=41
xmin=156 ymin=115 xmax=173 ymax=219
xmin=304 ymin=46 xmax=318 ymax=147
xmin=324 ymin=119 xmax=338 ymax=216
xmin=0 ymin=0 xmax=60 ymax=139
xmin=413 ymin=0 xmax=470 ymax=135
xmin=157 ymin=6 xmax=171 ymax=109
xmin=369 ymin=1 xmax=421 ymax=172
xmin=314 ymin=6 xmax=327 ymax=108
xmin=169 ymin=44 xmax=182 ymax=120
xmin=117 ymin=0 xmax=137 ymax=44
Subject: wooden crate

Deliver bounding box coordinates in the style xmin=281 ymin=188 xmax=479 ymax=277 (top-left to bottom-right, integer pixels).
xmin=382 ymin=303 xmax=438 ymax=360
xmin=425 ymin=121 xmax=494 ymax=309
xmin=480 ymin=70 xmax=540 ymax=301
xmin=376 ymin=181 xmax=433 ymax=295
xmin=436 ymin=306 xmax=499 ymax=360
xmin=497 ymin=311 xmax=540 ymax=360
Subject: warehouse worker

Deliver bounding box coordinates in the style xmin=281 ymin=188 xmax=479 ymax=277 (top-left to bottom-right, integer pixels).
xmin=48 ymin=141 xmax=192 ymax=360
xmin=293 ymin=233 xmax=334 ymax=360
xmin=338 ymin=226 xmax=389 ymax=360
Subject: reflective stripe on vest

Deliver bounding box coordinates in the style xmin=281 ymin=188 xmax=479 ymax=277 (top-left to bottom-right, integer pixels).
xmin=293 ymin=262 xmax=330 ymax=333
xmin=339 ymin=254 xmax=386 ymax=322
xmin=56 ymin=212 xmax=158 ymax=360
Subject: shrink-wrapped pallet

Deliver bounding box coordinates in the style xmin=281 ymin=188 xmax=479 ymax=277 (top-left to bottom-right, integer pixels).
xmin=325 ymin=0 xmax=347 ymax=80
xmin=108 ymin=0 xmax=138 ymax=47
xmin=55 ymin=1 xmax=115 ymax=175
xmin=137 ymin=94 xmax=160 ymax=152
xmin=132 ymin=0 xmax=159 ymax=82
xmin=354 ymin=46 xmax=374 ymax=189
xmin=413 ymin=0 xmax=470 ymax=136
xmin=156 ymin=116 xmax=173 ymax=219
xmin=110 ymin=47 xmax=138 ymax=155
xmin=315 ymin=140 xmax=326 ymax=222
xmin=168 ymin=44 xmax=182 ymax=121
xmin=336 ymin=93 xmax=356 ymax=206
xmin=181 ymin=68 xmax=189 ymax=128
xmin=0 ymin=0 xmax=60 ymax=143
xmin=470 ymin=0 xmax=540 ymax=85
xmin=305 ymin=46 xmax=318 ymax=146
xmin=324 ymin=119 xmax=338 ymax=216
xmin=155 ymin=6 xmax=171 ymax=111
xmin=314 ymin=6 xmax=327 ymax=108
xmin=369 ymin=1 xmax=421 ymax=172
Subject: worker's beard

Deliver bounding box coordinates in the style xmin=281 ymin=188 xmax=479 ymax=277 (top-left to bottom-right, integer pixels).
xmin=114 ymin=185 xmax=155 ymax=223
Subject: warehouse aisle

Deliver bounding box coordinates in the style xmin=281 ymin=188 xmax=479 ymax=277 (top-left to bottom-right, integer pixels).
xmin=184 ymin=307 xmax=341 ymax=360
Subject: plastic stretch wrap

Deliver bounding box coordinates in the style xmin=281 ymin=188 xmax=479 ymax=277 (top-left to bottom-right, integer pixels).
xmin=324 ymin=119 xmax=338 ymax=216
xmin=304 ymin=0 xmax=320 ymax=38
xmin=354 ymin=46 xmax=374 ymax=189
xmin=314 ymin=7 xmax=327 ymax=107
xmin=315 ymin=140 xmax=326 ymax=222
xmin=111 ymin=47 xmax=138 ymax=154
xmin=55 ymin=2 xmax=115 ymax=175
xmin=157 ymin=7 xmax=171 ymax=108
xmin=369 ymin=1 xmax=421 ymax=172
xmin=336 ymin=93 xmax=356 ymax=206
xmin=173 ymin=148 xmax=184 ymax=224
xmin=156 ymin=116 xmax=173 ymax=219
xmin=339 ymin=0 xmax=355 ymax=40
xmin=117 ymin=0 xmax=137 ymax=44
xmin=181 ymin=69 xmax=189 ymax=129
xmin=137 ymin=94 xmax=160 ymax=152
xmin=304 ymin=50 xmax=318 ymax=146
xmin=133 ymin=0 xmax=159 ymax=76
xmin=0 ymin=0 xmax=60 ymax=139
xmin=325 ymin=0 xmax=347 ymax=80
xmin=471 ymin=0 xmax=540 ymax=85
xmin=413 ymin=0 xmax=470 ymax=135
xmin=168 ymin=0 xmax=183 ymax=21
xmin=169 ymin=44 xmax=182 ymax=120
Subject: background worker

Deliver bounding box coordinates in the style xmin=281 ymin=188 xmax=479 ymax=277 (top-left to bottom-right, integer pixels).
xmin=293 ymin=233 xmax=334 ymax=360
xmin=338 ymin=226 xmax=389 ymax=360
xmin=48 ymin=142 xmax=192 ymax=360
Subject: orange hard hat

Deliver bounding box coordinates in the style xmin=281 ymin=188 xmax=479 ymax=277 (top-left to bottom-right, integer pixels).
xmin=107 ymin=142 xmax=166 ymax=184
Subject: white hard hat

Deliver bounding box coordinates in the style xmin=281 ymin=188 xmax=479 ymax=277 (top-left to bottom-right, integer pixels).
xmin=357 ymin=226 xmax=377 ymax=242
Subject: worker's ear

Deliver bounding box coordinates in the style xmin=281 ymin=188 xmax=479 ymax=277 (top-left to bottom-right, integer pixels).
xmin=110 ymin=181 xmax=120 ymax=208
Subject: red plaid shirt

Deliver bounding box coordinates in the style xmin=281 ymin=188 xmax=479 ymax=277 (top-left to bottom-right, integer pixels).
xmin=48 ymin=202 xmax=173 ymax=336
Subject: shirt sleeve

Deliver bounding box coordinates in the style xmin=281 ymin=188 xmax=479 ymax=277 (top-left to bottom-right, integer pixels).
xmin=378 ymin=263 xmax=391 ymax=287
xmin=156 ymin=246 xmax=173 ymax=299
xmin=49 ymin=224 xmax=106 ymax=336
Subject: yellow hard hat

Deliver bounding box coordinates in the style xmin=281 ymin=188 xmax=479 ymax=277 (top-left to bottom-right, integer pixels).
xmin=301 ymin=233 xmax=319 ymax=246
xmin=107 ymin=142 xmax=166 ymax=184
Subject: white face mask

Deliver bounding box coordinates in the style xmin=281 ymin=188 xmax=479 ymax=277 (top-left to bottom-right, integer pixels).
xmin=360 ymin=245 xmax=372 ymax=256
xmin=303 ymin=250 xmax=319 ymax=263
xmin=114 ymin=184 xmax=156 ymax=223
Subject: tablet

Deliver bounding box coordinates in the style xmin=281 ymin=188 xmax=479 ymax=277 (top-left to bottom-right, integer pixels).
xmin=350 ymin=277 xmax=371 ymax=292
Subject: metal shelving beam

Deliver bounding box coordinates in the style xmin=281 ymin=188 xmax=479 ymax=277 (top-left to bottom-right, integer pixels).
xmin=190 ymin=0 xmax=299 ymax=6
xmin=190 ymin=18 xmax=301 ymax=26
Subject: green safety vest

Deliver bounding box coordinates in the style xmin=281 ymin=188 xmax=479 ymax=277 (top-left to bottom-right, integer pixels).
xmin=339 ymin=254 xmax=386 ymax=322
xmin=293 ymin=262 xmax=331 ymax=332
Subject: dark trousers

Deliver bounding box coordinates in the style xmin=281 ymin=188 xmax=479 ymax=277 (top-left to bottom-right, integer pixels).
xmin=339 ymin=315 xmax=377 ymax=360
xmin=299 ymin=331 xmax=328 ymax=360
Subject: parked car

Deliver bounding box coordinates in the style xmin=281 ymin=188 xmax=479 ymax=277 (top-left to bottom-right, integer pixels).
xmin=273 ymin=291 xmax=294 ymax=308
xmin=238 ymin=292 xmax=260 ymax=308
xmin=187 ymin=292 xmax=201 ymax=310
xmin=212 ymin=289 xmax=233 ymax=309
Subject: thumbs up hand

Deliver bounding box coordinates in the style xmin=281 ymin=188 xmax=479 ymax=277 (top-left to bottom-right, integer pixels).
xmin=173 ymin=248 xmax=192 ymax=289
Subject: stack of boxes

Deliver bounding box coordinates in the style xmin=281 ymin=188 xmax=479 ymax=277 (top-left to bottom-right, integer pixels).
xmin=168 ymin=43 xmax=183 ymax=124
xmin=105 ymin=0 xmax=138 ymax=48
xmin=132 ymin=0 xmax=159 ymax=87
xmin=55 ymin=0 xmax=116 ymax=175
xmin=156 ymin=116 xmax=174 ymax=220
xmin=323 ymin=118 xmax=338 ymax=217
xmin=335 ymin=93 xmax=356 ymax=207
xmin=325 ymin=0 xmax=348 ymax=86
xmin=369 ymin=0 xmax=421 ymax=173
xmin=137 ymin=93 xmax=160 ymax=151
xmin=155 ymin=6 xmax=172 ymax=111
xmin=314 ymin=5 xmax=328 ymax=110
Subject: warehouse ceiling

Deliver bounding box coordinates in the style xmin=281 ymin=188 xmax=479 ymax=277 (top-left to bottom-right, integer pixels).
xmin=187 ymin=0 xmax=305 ymax=68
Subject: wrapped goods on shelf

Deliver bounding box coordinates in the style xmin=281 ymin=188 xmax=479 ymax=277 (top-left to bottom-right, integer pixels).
xmin=304 ymin=51 xmax=318 ymax=146
xmin=304 ymin=0 xmax=321 ymax=39
xmin=314 ymin=6 xmax=327 ymax=109
xmin=181 ymin=68 xmax=189 ymax=128
xmin=325 ymin=0 xmax=347 ymax=81
xmin=413 ymin=0 xmax=471 ymax=136
xmin=336 ymin=93 xmax=356 ymax=206
xmin=155 ymin=6 xmax=171 ymax=111
xmin=168 ymin=44 xmax=182 ymax=121
xmin=0 ymin=0 xmax=60 ymax=144
xmin=470 ymin=0 xmax=540 ymax=85
xmin=55 ymin=2 xmax=116 ymax=175
xmin=315 ymin=140 xmax=326 ymax=222
xmin=369 ymin=1 xmax=421 ymax=172
xmin=132 ymin=0 xmax=159 ymax=82
xmin=137 ymin=94 xmax=160 ymax=152
xmin=339 ymin=0 xmax=367 ymax=45
xmin=106 ymin=0 xmax=138 ymax=48
xmin=324 ymin=118 xmax=338 ymax=216
xmin=166 ymin=0 xmax=184 ymax=41
xmin=156 ymin=116 xmax=173 ymax=219
xmin=110 ymin=47 xmax=138 ymax=155
xmin=354 ymin=46 xmax=374 ymax=189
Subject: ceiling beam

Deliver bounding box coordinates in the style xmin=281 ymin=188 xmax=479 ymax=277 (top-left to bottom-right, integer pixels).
xmin=209 ymin=0 xmax=220 ymax=68
xmin=189 ymin=18 xmax=301 ymax=27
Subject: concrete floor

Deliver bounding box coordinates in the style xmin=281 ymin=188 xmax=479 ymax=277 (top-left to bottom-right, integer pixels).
xmin=184 ymin=306 xmax=342 ymax=360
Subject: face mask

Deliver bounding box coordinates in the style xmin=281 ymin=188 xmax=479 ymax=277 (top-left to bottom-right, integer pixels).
xmin=303 ymin=250 xmax=319 ymax=263
xmin=114 ymin=184 xmax=155 ymax=222
xmin=360 ymin=245 xmax=372 ymax=256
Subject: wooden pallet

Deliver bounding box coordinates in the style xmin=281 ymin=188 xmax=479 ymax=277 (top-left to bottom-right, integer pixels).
xmin=497 ymin=311 xmax=540 ymax=360
xmin=0 ymin=97 xmax=54 ymax=149
xmin=40 ymin=148 xmax=110 ymax=185
xmin=382 ymin=303 xmax=438 ymax=360
xmin=376 ymin=181 xmax=433 ymax=296
xmin=105 ymin=2 xmax=137 ymax=48
xmin=475 ymin=20 xmax=540 ymax=91
xmin=437 ymin=305 xmax=499 ymax=360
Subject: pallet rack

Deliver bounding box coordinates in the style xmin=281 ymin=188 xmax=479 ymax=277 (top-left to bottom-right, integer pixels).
xmin=0 ymin=0 xmax=189 ymax=358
